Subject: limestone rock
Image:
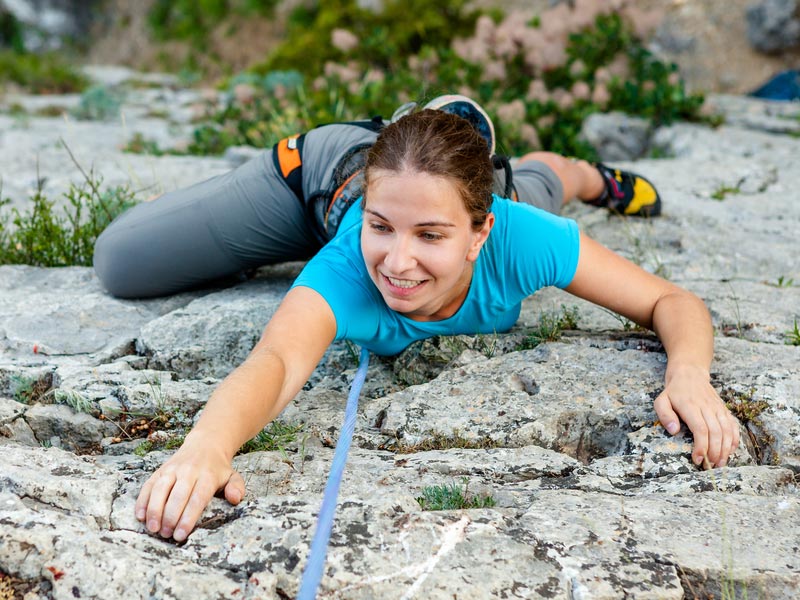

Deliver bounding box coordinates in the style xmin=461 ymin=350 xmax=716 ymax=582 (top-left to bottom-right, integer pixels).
xmin=1 ymin=74 xmax=799 ymax=597
xmin=24 ymin=403 xmax=115 ymax=452
xmin=136 ymin=278 xmax=290 ymax=379
xmin=746 ymin=0 xmax=800 ymax=53
xmin=579 ymin=112 xmax=653 ymax=161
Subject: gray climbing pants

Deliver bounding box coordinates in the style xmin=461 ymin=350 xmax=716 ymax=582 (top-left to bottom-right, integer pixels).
xmin=93 ymin=124 xmax=564 ymax=298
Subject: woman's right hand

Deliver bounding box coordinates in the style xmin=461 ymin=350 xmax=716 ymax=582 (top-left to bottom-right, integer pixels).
xmin=134 ymin=434 xmax=245 ymax=542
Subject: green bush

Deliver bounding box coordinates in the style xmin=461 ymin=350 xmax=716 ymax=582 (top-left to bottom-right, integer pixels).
xmin=148 ymin=0 xmax=280 ymax=44
xmin=0 ymin=11 xmax=25 ymax=53
xmin=0 ymin=49 xmax=88 ymax=93
xmin=153 ymin=3 xmax=702 ymax=159
xmin=0 ymin=172 xmax=137 ymax=267
xmin=257 ymin=0 xmax=483 ymax=79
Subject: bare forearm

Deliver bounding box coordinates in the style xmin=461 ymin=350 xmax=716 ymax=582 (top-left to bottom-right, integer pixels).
xmin=185 ymin=348 xmax=290 ymax=460
xmin=651 ymin=289 xmax=714 ymax=377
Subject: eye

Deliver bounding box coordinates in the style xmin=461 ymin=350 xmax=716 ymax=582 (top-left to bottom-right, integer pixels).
xmin=369 ymin=222 xmax=390 ymax=233
xmin=420 ymin=231 xmax=444 ymax=242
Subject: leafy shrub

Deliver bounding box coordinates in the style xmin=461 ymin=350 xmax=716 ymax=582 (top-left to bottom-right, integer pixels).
xmin=0 ymin=49 xmax=87 ymax=93
xmin=148 ymin=0 xmax=280 ymax=44
xmin=155 ymin=1 xmax=701 ymax=159
xmin=0 ymin=10 xmax=25 ymax=53
xmin=71 ymin=85 xmax=123 ymax=121
xmin=0 ymin=171 xmax=138 ymax=267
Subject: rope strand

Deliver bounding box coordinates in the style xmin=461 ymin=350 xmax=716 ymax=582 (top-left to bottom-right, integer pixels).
xmin=297 ymin=347 xmax=370 ymax=599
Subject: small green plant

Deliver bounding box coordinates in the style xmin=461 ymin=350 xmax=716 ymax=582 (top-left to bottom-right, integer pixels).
xmin=786 ymin=318 xmax=800 ymax=346
xmin=344 ymin=340 xmax=361 ymax=367
xmin=133 ymin=434 xmax=186 ymax=457
xmin=9 ymin=373 xmax=49 ymax=404
xmin=50 ymin=388 xmax=94 ymax=414
xmin=238 ymin=420 xmax=305 ymax=455
xmin=0 ymin=151 xmax=138 ymax=267
xmin=601 ymin=307 xmax=645 ymax=332
xmin=123 ymin=133 xmax=165 ymax=156
xmin=721 ymin=387 xmax=776 ymax=465
xmin=768 ymin=276 xmax=795 ymax=288
xmin=475 ymin=332 xmax=498 ymax=358
xmin=518 ymin=305 xmax=579 ymax=350
xmin=719 ymin=283 xmax=753 ymax=340
xmin=70 ymin=86 xmax=123 ymax=121
xmin=711 ymin=184 xmax=741 ymax=201
xmin=416 ymin=478 xmax=496 ymax=511
xmin=133 ymin=440 xmax=154 ymax=457
xmin=395 ymin=430 xmax=498 ymax=454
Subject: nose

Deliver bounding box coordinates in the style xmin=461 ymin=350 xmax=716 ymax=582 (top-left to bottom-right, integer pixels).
xmin=383 ymin=235 xmax=417 ymax=274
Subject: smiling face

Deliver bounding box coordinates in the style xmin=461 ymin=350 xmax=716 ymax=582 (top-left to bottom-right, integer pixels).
xmin=361 ymin=169 xmax=494 ymax=321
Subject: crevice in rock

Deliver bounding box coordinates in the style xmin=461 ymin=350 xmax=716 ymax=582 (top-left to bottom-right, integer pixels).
xmin=677 ymin=564 xmax=752 ymax=600
xmin=719 ymin=386 xmax=779 ymax=466
xmin=0 ymin=570 xmax=53 ymax=600
xmin=516 ymin=373 xmax=540 ymax=396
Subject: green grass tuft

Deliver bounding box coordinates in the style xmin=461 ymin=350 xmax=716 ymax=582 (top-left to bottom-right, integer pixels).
xmin=238 ymin=420 xmax=305 ymax=455
xmin=517 ymin=305 xmax=580 ymax=350
xmin=786 ymin=318 xmax=800 ymax=346
xmin=395 ymin=430 xmax=498 ymax=454
xmin=416 ymin=478 xmax=496 ymax=511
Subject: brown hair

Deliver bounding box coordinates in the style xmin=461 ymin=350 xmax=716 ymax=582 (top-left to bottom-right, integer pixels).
xmin=364 ymin=109 xmax=494 ymax=230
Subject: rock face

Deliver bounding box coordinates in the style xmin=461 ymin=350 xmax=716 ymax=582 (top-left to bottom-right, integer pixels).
xmin=746 ymin=0 xmax=800 ymax=54
xmin=1 ymin=68 xmax=799 ymax=598
xmin=0 ymin=0 xmax=100 ymax=50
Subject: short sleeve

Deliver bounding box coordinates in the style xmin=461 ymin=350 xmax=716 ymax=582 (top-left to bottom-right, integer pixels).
xmin=491 ymin=198 xmax=580 ymax=297
xmin=291 ymin=235 xmax=381 ymax=342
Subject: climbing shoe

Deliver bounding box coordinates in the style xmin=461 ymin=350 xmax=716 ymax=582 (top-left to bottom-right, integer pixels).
xmin=423 ymin=94 xmax=496 ymax=155
xmin=589 ymin=163 xmax=662 ymax=217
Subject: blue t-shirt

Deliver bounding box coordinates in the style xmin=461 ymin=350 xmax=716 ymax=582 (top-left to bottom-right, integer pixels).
xmin=293 ymin=195 xmax=580 ymax=355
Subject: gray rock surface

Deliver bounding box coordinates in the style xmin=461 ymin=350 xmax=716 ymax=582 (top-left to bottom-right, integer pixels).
xmin=1 ymin=74 xmax=799 ymax=598
xmin=746 ymin=0 xmax=800 ymax=53
xmin=579 ymin=112 xmax=653 ymax=161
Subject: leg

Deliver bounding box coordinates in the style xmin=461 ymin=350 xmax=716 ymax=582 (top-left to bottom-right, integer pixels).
xmin=94 ymin=152 xmax=319 ymax=298
xmin=517 ymin=152 xmax=604 ymax=206
xmin=518 ymin=152 xmax=662 ymax=217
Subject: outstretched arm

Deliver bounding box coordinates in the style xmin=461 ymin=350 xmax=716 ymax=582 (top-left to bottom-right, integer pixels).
xmin=134 ymin=286 xmax=337 ymax=541
xmin=564 ymin=233 xmax=739 ymax=467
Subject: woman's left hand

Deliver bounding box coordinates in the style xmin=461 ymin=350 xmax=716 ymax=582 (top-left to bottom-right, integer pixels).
xmin=653 ymin=364 xmax=740 ymax=468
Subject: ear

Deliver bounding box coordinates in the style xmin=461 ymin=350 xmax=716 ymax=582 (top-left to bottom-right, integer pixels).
xmin=467 ymin=212 xmax=495 ymax=262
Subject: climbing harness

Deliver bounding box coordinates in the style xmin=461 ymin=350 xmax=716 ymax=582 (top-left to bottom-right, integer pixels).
xmin=297 ymin=347 xmax=370 ymax=599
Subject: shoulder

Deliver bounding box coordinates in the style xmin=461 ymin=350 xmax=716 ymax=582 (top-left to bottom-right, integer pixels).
xmin=489 ymin=195 xmax=578 ymax=241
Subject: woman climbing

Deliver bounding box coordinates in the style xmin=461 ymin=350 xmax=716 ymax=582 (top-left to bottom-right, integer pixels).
xmin=93 ymin=96 xmax=738 ymax=543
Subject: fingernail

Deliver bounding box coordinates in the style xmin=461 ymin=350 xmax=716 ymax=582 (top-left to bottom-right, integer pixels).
xmin=147 ymin=519 xmax=159 ymax=532
xmin=665 ymin=421 xmax=679 ymax=434
xmin=174 ymin=528 xmax=186 ymax=542
xmin=160 ymin=527 xmax=173 ymax=538
xmin=135 ymin=508 xmax=145 ymax=521
xmin=693 ymin=455 xmax=703 ymax=466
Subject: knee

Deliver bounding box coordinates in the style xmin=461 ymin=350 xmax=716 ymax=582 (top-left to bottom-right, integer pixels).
xmin=518 ymin=152 xmax=569 ymax=171
xmin=93 ymin=227 xmax=136 ymax=298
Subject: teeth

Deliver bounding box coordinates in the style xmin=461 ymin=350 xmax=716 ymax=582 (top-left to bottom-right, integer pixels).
xmin=387 ymin=276 xmax=423 ymax=288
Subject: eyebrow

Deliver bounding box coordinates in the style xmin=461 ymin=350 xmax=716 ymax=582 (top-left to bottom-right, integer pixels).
xmin=364 ymin=208 xmax=456 ymax=228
